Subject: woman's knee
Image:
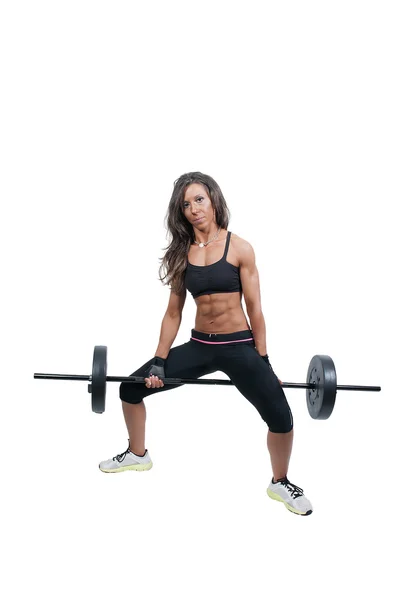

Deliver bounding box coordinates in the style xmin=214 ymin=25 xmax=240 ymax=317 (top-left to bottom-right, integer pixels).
xmin=261 ymin=401 xmax=294 ymax=433
xmin=268 ymin=420 xmax=294 ymax=434
xmin=119 ymin=382 xmax=145 ymax=404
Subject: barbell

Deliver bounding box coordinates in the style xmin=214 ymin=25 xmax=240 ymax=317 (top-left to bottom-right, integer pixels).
xmin=33 ymin=346 xmax=381 ymax=419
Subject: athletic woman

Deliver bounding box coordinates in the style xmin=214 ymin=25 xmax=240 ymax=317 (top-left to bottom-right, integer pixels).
xmin=99 ymin=172 xmax=313 ymax=516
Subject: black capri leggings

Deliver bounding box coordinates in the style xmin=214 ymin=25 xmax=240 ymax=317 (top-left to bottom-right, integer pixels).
xmin=120 ymin=329 xmax=293 ymax=434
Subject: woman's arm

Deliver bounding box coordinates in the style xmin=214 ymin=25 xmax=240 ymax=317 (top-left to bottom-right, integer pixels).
xmin=154 ymin=288 xmax=187 ymax=359
xmin=238 ymin=239 xmax=267 ymax=356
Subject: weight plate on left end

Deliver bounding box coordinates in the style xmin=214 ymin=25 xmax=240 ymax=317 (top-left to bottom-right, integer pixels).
xmin=91 ymin=346 xmax=107 ymax=414
xmin=306 ymin=355 xmax=337 ymax=420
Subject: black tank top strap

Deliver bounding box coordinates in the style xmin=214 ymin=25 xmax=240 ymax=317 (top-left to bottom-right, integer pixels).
xmin=222 ymin=231 xmax=231 ymax=259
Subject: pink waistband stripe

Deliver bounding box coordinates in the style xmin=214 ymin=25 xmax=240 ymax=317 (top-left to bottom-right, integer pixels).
xmin=191 ymin=336 xmax=254 ymax=345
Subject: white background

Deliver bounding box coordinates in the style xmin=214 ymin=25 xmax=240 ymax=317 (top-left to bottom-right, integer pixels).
xmin=2 ymin=1 xmax=397 ymax=598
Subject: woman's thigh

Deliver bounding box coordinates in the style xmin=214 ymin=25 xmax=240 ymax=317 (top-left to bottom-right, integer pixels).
xmin=119 ymin=339 xmax=218 ymax=404
xmin=216 ymin=343 xmax=293 ymax=433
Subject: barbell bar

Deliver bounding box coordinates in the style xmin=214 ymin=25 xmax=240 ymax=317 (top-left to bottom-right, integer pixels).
xmin=34 ymin=346 xmax=381 ymax=419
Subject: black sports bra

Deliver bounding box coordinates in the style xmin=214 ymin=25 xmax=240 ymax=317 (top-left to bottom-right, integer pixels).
xmin=184 ymin=231 xmax=242 ymax=299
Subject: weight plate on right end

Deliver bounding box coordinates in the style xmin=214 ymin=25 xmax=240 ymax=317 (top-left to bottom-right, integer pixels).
xmin=306 ymin=355 xmax=337 ymax=420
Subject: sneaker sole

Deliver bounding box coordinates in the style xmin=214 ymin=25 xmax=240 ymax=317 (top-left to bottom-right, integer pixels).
xmin=99 ymin=462 xmax=153 ymax=473
xmin=267 ymin=489 xmax=313 ymax=516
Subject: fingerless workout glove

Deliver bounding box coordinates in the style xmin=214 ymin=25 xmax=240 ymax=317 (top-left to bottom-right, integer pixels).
xmin=146 ymin=356 xmax=166 ymax=379
xmin=261 ymin=354 xmax=274 ymax=372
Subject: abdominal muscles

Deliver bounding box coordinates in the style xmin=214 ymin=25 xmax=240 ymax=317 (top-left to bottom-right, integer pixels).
xmin=194 ymin=291 xmax=249 ymax=333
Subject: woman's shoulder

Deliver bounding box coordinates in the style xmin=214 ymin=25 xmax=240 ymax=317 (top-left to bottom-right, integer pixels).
xmin=229 ymin=232 xmax=253 ymax=252
xmin=229 ymin=232 xmax=255 ymax=264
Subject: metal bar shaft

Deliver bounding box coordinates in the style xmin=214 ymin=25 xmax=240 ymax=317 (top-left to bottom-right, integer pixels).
xmin=33 ymin=373 xmax=381 ymax=392
xmin=34 ymin=374 xmax=90 ymax=381
xmin=336 ymin=385 xmax=381 ymax=392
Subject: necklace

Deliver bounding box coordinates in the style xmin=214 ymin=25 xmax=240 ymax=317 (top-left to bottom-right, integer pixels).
xmin=194 ymin=226 xmax=221 ymax=248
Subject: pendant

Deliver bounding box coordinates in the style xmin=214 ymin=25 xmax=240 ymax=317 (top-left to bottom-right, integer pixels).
xmin=199 ymin=243 xmax=204 ymax=248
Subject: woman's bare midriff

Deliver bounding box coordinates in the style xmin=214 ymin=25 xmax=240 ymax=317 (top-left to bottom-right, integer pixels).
xmin=193 ymin=291 xmax=250 ymax=334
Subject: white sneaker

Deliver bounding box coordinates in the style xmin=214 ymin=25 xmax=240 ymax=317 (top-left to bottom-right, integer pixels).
xmin=99 ymin=443 xmax=153 ymax=473
xmin=267 ymin=476 xmax=313 ymax=516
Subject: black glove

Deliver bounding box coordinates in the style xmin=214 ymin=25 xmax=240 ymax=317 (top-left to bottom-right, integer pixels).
xmin=146 ymin=356 xmax=166 ymax=380
xmin=261 ymin=354 xmax=274 ymax=372
xmin=260 ymin=354 xmax=282 ymax=384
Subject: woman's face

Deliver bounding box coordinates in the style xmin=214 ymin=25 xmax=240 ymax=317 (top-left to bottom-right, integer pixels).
xmin=182 ymin=183 xmax=215 ymax=228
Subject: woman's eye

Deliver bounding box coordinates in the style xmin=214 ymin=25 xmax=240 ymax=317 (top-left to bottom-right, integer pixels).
xmin=183 ymin=197 xmax=203 ymax=208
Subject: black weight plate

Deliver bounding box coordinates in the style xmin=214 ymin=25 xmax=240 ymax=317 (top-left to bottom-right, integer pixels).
xmin=306 ymin=355 xmax=337 ymax=420
xmin=91 ymin=345 xmax=107 ymax=414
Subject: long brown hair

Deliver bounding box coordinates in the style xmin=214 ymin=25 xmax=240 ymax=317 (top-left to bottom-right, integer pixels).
xmin=158 ymin=172 xmax=231 ymax=295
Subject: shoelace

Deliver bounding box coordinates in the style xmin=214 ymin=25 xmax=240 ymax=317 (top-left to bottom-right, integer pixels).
xmin=277 ymin=478 xmax=304 ymax=499
xmin=113 ymin=448 xmax=130 ymax=463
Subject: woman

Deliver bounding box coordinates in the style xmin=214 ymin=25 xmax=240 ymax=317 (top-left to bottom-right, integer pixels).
xmin=99 ymin=172 xmax=313 ymax=516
